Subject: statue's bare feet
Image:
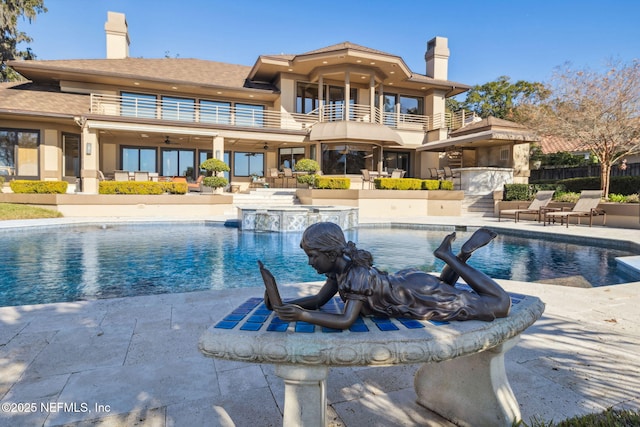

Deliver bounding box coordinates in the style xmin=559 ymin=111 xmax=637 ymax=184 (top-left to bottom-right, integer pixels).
xmin=434 ymin=232 xmax=456 ymax=260
xmin=460 ymin=228 xmax=497 ymax=257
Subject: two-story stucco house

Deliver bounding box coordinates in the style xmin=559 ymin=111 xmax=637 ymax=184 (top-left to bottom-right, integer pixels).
xmin=0 ymin=11 xmax=535 ymax=195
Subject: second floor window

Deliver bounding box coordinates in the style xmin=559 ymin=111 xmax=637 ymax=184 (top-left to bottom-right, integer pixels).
xmin=162 ymin=96 xmax=195 ymax=121
xmin=121 ymin=92 xmax=156 ymax=119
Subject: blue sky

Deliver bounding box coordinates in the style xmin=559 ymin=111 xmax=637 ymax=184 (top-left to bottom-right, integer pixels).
xmin=17 ymin=0 xmax=640 ymax=87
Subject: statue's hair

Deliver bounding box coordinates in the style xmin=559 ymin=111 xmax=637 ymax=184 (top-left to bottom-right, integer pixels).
xmin=300 ymin=222 xmax=373 ymax=267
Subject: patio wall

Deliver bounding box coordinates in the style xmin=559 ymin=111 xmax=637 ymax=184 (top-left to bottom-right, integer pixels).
xmin=0 ymin=193 xmax=234 ymax=218
xmin=296 ymin=189 xmax=463 ymax=219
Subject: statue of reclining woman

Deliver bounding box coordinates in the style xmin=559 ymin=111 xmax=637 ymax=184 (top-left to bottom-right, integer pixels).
xmin=264 ymin=222 xmax=511 ymax=330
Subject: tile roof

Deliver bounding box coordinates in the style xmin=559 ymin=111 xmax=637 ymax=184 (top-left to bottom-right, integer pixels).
xmin=300 ymin=42 xmax=395 ymax=57
xmin=9 ymin=58 xmax=256 ymax=89
xmin=0 ymin=82 xmax=89 ymax=116
xmin=538 ymin=135 xmax=588 ymax=154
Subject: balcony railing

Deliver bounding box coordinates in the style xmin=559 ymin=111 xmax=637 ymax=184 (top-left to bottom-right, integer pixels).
xmin=90 ymin=94 xmax=475 ymax=134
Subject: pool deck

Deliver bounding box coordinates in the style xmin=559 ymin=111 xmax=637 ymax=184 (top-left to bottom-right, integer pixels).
xmin=1 ymin=215 xmax=639 ymax=426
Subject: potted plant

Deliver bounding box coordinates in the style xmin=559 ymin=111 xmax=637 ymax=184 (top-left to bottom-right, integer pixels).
xmin=200 ymin=158 xmax=230 ymax=193
xmin=529 ymin=143 xmax=544 ymax=170
xmin=294 ymin=158 xmax=320 ymax=188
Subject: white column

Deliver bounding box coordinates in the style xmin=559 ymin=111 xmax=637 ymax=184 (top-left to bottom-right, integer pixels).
xmin=213 ymin=136 xmax=224 ymax=160
xmin=81 ymin=127 xmax=100 ymax=194
xmin=275 ymin=365 xmax=328 ymax=427
xmin=318 ymin=75 xmax=324 ymax=123
xmin=344 ymin=72 xmax=350 ymax=121
xmin=378 ymin=83 xmax=384 ymax=124
xmin=369 ymin=75 xmax=376 ymax=123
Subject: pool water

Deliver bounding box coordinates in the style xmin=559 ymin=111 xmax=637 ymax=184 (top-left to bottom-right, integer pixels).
xmin=0 ymin=223 xmax=636 ymax=307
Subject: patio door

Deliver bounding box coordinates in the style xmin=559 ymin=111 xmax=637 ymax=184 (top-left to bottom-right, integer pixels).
xmin=63 ymin=133 xmax=81 ymax=179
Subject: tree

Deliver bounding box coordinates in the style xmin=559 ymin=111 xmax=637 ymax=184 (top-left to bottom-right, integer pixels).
xmin=453 ymin=76 xmax=549 ymax=120
xmin=520 ymin=60 xmax=640 ymax=198
xmin=1 ymin=0 xmax=47 ymax=81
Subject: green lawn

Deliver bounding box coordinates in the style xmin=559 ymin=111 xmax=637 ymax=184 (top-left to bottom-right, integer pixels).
xmin=0 ymin=203 xmax=63 ymax=220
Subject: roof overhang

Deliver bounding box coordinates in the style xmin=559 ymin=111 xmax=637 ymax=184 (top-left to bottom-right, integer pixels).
xmin=417 ymin=130 xmax=539 ymax=152
xmin=309 ymin=121 xmax=403 ymax=146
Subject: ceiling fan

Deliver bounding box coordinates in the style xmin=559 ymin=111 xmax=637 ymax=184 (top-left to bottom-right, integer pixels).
xmin=164 ymin=136 xmax=180 ymax=145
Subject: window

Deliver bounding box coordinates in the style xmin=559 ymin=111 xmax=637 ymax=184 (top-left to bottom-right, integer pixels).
xmin=296 ymin=82 xmax=319 ymax=114
xmin=121 ymin=92 xmax=156 ymax=119
xmin=200 ymin=100 xmax=231 ymax=124
xmin=161 ymin=96 xmax=195 ymax=121
xmin=0 ymin=128 xmax=39 ymax=177
xmin=234 ymin=152 xmax=264 ymax=177
xmin=122 ymin=147 xmax=157 ymax=173
xmin=278 ymin=147 xmax=305 ymax=170
xmin=384 ymin=151 xmax=410 ymax=175
xmin=399 ymin=95 xmax=423 ymax=115
xmin=162 ymin=149 xmax=195 ymax=178
xmin=63 ymin=133 xmax=81 ymax=178
xmin=379 ymin=93 xmax=424 ymax=126
xmin=321 ymin=143 xmax=370 ymax=175
xmin=235 ymin=104 xmax=264 ymax=127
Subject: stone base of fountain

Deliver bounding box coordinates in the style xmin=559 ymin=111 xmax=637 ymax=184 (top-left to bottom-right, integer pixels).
xmin=238 ymin=206 xmax=358 ymax=232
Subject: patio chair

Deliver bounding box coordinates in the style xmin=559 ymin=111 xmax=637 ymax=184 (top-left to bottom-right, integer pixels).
xmin=443 ymin=166 xmax=459 ymax=180
xmin=361 ymin=169 xmax=375 ymax=189
xmin=498 ymin=190 xmax=555 ymax=222
xmin=114 ymin=170 xmax=129 ymax=181
xmin=266 ymin=168 xmax=281 ymax=188
xmin=429 ymin=168 xmax=443 ymax=180
xmin=133 ymin=171 xmax=149 ymax=181
xmin=390 ymin=169 xmax=405 ymax=178
xmin=188 ymin=175 xmax=204 ymax=192
xmin=544 ymin=190 xmax=606 ymax=228
xmin=283 ymin=167 xmax=296 ymax=188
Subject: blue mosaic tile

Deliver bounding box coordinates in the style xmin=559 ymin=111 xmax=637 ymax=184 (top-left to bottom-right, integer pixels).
xmin=295 ymin=322 xmax=316 ymax=333
xmin=214 ymin=320 xmax=239 ymax=329
xmin=371 ymin=317 xmax=400 ymax=331
xmin=222 ymin=314 xmax=246 ymax=322
xmin=321 ymin=326 xmax=343 ymax=333
xmin=240 ymin=322 xmax=263 ymax=331
xmin=428 ymin=319 xmax=449 ymax=326
xmin=247 ymin=314 xmax=269 ymax=323
xmin=397 ymin=318 xmax=425 ymax=329
xmin=349 ymin=321 xmax=369 ymax=332
xmin=267 ymin=322 xmax=289 ymax=332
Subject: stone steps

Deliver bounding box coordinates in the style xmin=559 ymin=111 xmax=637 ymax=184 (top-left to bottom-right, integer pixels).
xmin=461 ymin=194 xmax=495 ymax=217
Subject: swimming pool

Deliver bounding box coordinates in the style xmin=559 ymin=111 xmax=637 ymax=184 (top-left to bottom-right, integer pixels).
xmin=0 ymin=223 xmax=636 ymax=307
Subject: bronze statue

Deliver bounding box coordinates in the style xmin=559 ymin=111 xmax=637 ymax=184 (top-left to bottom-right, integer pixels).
xmin=262 ymin=222 xmax=511 ymax=330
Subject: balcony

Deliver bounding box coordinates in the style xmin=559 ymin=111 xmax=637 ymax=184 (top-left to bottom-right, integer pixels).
xmin=89 ymin=94 xmax=475 ymax=134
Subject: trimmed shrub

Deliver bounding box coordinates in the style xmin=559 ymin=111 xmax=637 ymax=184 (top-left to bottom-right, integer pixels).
xmin=503 ymin=184 xmax=533 ymax=201
xmin=10 ymin=180 xmax=68 ymax=194
xmin=203 ymin=176 xmax=228 ymax=189
xmin=439 ymin=180 xmax=454 ymax=190
xmin=375 ymin=178 xmax=422 ymax=190
xmin=294 ymin=158 xmax=320 ymax=173
xmin=421 ymin=179 xmax=440 ymax=190
xmin=555 ymin=176 xmax=640 ymax=195
xmin=200 ymin=158 xmax=230 ymax=174
xmin=296 ymin=174 xmax=316 ymax=186
xmin=0 ymin=176 xmax=5 ymax=185
xmin=314 ymin=177 xmax=350 ymax=189
xmin=99 ymin=181 xmax=170 ymax=195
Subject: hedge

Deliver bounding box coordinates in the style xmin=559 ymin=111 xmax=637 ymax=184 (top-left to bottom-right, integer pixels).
xmin=558 ymin=176 xmax=640 ymax=195
xmin=10 ymin=180 xmax=68 ymax=194
xmin=99 ymin=181 xmax=187 ymax=194
xmin=422 ymin=179 xmax=440 ymax=190
xmin=314 ymin=177 xmax=350 ymax=189
xmin=375 ymin=178 xmax=423 ymax=190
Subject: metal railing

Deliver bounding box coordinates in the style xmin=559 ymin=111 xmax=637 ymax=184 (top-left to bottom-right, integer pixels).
xmin=90 ymin=94 xmax=316 ymax=131
xmin=90 ymin=94 xmax=475 ymax=133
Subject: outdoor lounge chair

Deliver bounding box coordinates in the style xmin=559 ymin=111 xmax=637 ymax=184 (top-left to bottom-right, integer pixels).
xmin=544 ymin=190 xmax=606 ymax=228
xmin=498 ymin=190 xmax=555 ymax=222
xmin=361 ymin=169 xmax=375 ymax=189
xmin=133 ymin=171 xmax=149 ymax=181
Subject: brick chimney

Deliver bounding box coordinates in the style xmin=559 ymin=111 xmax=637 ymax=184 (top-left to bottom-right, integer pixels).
xmin=425 ymin=36 xmax=449 ymax=80
xmin=104 ymin=12 xmax=129 ymax=59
